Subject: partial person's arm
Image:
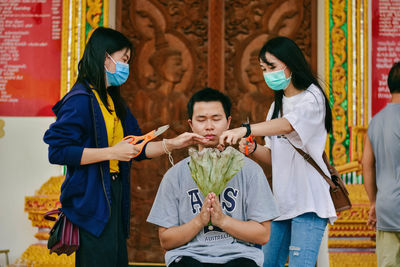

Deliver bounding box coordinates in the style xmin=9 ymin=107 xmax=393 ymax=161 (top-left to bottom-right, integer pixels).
xmin=250 ymin=118 xmax=294 ymax=136
xmin=217 ymin=217 xmax=270 ymax=245
xmin=158 ymin=196 xmax=212 ymax=250
xmin=208 ymin=193 xmax=270 ymax=245
xmin=80 ymin=140 xmax=137 ymax=165
xmin=145 ymin=132 xmax=207 ymax=158
xmin=220 ymin=118 xmax=294 ymax=145
xmin=361 ymin=134 xmax=377 ymax=228
xmin=81 ymin=132 xmax=208 ymax=164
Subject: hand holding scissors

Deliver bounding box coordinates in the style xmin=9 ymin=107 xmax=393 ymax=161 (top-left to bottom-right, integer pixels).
xmin=122 ymin=124 xmax=169 ymax=158
xmin=239 ymin=117 xmax=256 ymax=156
xmin=244 ymin=135 xmax=255 ymax=156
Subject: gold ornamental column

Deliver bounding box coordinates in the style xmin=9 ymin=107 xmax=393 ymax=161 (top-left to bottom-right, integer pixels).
xmin=16 ymin=176 xmax=74 ymax=266
xmin=325 ymin=0 xmax=375 ymax=266
xmin=325 ymin=0 xmax=369 ymax=182
xmin=60 ymin=0 xmax=109 ymax=98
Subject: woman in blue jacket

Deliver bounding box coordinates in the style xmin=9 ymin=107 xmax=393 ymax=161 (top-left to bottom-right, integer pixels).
xmin=43 ymin=27 xmax=206 ymax=266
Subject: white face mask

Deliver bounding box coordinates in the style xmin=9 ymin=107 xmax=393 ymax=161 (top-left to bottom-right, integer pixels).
xmin=263 ymin=66 xmax=292 ymax=91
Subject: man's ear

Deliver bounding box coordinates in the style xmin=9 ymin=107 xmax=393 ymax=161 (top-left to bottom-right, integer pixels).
xmin=188 ymin=119 xmax=194 ymax=131
xmin=226 ymin=116 xmax=232 ymax=130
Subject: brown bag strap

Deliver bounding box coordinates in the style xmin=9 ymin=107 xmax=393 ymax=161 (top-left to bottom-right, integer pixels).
xmin=288 ymin=141 xmax=338 ymax=190
xmin=279 ymin=106 xmax=338 ymax=189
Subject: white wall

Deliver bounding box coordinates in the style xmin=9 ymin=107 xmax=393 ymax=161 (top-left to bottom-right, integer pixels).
xmin=0 ymin=117 xmax=61 ymax=264
xmin=108 ymin=0 xmax=116 ymax=29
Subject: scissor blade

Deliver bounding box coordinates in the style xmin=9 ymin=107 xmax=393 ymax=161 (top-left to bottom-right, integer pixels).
xmin=154 ymin=124 xmax=169 ymax=137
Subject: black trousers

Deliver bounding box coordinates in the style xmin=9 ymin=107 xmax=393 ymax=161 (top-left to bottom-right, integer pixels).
xmin=169 ymin=256 xmax=259 ymax=267
xmin=76 ymin=174 xmax=128 ymax=267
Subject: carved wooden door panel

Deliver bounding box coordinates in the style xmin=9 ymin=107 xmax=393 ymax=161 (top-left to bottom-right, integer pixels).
xmin=117 ymin=0 xmax=316 ymax=263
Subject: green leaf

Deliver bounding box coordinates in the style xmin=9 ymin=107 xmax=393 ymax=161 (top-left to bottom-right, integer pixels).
xmin=189 ymin=146 xmax=244 ymax=197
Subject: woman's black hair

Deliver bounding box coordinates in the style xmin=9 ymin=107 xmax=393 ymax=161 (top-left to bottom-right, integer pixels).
xmin=76 ymin=27 xmax=133 ymax=120
xmin=258 ymin=36 xmax=332 ymax=133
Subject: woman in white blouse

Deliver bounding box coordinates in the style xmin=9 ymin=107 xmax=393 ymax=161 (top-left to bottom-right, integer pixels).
xmin=219 ymin=36 xmax=336 ymax=267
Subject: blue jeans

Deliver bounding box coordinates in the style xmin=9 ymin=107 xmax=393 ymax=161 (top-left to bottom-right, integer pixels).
xmin=263 ymin=212 xmax=327 ymax=267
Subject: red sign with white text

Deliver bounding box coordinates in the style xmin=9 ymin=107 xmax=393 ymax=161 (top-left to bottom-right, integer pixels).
xmin=371 ymin=0 xmax=400 ymax=116
xmin=0 ymin=0 xmax=62 ymax=116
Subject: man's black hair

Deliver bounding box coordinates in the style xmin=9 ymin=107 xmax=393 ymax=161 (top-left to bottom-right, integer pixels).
xmin=187 ymin=87 xmax=232 ymax=119
xmin=388 ymin=62 xmax=400 ymax=94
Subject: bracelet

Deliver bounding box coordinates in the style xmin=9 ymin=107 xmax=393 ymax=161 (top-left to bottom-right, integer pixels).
xmin=241 ymin=123 xmax=251 ymax=138
xmin=248 ymin=139 xmax=257 ymax=155
xmin=162 ymin=139 xmax=174 ymax=166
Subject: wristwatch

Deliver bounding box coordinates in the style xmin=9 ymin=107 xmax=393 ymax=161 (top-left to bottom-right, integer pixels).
xmin=241 ymin=122 xmax=251 ymax=138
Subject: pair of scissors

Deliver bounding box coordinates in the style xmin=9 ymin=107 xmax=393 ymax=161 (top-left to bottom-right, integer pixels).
xmin=244 ymin=135 xmax=254 ymax=156
xmin=122 ymin=124 xmax=169 ymax=158
xmin=243 ymin=117 xmax=254 ymax=156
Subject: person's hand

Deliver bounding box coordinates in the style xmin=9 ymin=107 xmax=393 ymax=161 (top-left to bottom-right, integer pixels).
xmin=109 ymin=140 xmax=137 ymax=161
xmin=208 ymin=192 xmax=227 ymax=228
xmin=219 ymin=127 xmax=247 ymax=146
xmin=165 ymin=132 xmax=208 ymax=151
xmin=197 ymin=194 xmax=212 ymax=227
xmin=367 ymin=203 xmax=377 ymax=229
xmin=238 ymin=138 xmax=256 ymax=155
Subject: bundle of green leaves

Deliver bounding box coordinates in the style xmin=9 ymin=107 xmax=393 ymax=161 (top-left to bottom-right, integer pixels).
xmin=188 ymin=146 xmax=244 ymax=197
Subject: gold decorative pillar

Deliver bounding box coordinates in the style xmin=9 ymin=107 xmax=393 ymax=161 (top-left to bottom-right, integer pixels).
xmin=17 ymin=176 xmax=74 ymax=266
xmin=60 ymin=0 xmax=109 ymax=98
xmin=328 ymin=0 xmax=348 ymax=168
xmin=325 ymin=0 xmax=368 ymax=183
xmin=326 ymin=0 xmax=375 ymax=266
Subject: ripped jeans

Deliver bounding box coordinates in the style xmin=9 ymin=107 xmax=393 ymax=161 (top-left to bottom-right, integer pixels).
xmin=262 ymin=212 xmax=327 ymax=267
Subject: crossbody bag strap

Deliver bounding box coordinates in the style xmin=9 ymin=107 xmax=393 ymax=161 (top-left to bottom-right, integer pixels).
xmin=44 ymin=209 xmax=62 ymax=221
xmin=278 ymin=105 xmax=337 ymax=189
xmin=287 ymin=141 xmax=338 ymax=190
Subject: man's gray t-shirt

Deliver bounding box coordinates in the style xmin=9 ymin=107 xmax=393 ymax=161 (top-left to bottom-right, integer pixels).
xmin=368 ymin=103 xmax=400 ymax=231
xmin=147 ymin=157 xmax=280 ymax=266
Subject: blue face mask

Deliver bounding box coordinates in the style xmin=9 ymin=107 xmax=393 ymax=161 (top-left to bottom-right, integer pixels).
xmin=105 ymin=54 xmax=129 ymax=86
xmin=263 ymin=67 xmax=292 ymax=91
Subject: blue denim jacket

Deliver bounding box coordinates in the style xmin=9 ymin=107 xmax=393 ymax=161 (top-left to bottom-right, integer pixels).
xmin=43 ymin=82 xmax=147 ymax=237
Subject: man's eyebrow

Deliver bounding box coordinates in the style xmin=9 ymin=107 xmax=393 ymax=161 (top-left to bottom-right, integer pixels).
xmin=194 ymin=114 xmax=223 ymax=118
xmin=194 ymin=115 xmax=207 ymax=119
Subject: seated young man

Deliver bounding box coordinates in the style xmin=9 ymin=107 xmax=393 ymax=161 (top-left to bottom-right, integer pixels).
xmin=147 ymin=88 xmax=279 ymax=267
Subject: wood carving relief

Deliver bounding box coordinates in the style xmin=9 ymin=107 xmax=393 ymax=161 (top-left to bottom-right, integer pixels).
xmin=225 ymin=0 xmax=314 ymax=126
xmin=118 ymin=0 xmax=315 ymax=263
xmin=120 ymin=0 xmax=209 ymax=262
